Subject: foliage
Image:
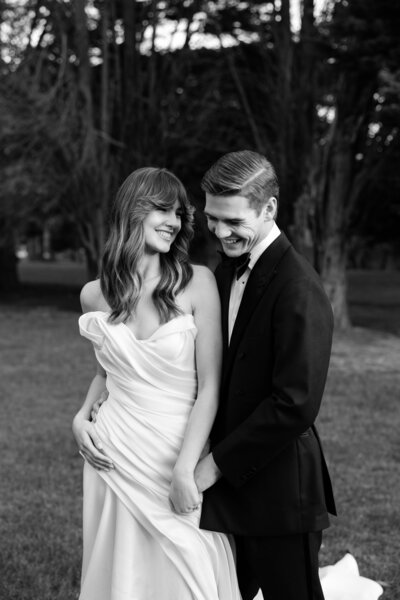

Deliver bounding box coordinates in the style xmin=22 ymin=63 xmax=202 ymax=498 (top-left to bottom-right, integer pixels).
xmin=1 ymin=0 xmax=399 ymax=323
xmin=291 ymin=0 xmax=400 ymax=326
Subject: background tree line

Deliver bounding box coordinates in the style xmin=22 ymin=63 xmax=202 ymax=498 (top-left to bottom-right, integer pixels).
xmin=1 ymin=0 xmax=399 ymax=328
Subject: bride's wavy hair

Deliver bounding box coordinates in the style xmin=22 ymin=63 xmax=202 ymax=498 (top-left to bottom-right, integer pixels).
xmin=100 ymin=167 xmax=194 ymax=324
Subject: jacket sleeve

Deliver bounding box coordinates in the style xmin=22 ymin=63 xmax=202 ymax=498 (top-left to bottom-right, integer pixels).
xmin=212 ymin=277 xmax=334 ymax=488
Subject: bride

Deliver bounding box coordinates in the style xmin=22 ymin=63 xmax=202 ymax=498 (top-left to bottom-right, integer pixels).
xmin=72 ymin=167 xmax=242 ymax=600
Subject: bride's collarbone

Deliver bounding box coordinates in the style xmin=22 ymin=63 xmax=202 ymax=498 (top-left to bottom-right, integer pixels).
xmin=125 ymin=298 xmax=158 ymax=334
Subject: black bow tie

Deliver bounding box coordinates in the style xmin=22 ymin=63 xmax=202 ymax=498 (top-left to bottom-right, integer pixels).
xmin=219 ymin=251 xmax=251 ymax=279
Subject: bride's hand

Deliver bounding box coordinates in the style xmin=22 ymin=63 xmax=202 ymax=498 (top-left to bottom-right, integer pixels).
xmin=72 ymin=414 xmax=114 ymax=471
xmin=169 ymin=470 xmax=201 ymax=515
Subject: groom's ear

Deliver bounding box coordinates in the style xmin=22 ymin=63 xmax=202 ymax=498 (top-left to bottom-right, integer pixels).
xmin=263 ymin=197 xmax=277 ymax=220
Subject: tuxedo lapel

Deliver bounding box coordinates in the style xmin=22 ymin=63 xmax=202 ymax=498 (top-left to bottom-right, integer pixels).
xmin=224 ymin=233 xmax=292 ymax=383
xmin=214 ymin=262 xmax=235 ymax=355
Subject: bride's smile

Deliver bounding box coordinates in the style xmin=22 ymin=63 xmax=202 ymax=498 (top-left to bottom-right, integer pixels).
xmin=143 ymin=200 xmax=182 ymax=254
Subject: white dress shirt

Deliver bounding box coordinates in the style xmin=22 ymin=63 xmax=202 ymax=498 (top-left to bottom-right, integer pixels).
xmin=228 ymin=222 xmax=281 ymax=342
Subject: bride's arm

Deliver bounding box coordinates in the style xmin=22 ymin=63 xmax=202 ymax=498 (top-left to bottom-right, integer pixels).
xmin=72 ymin=280 xmax=114 ymax=471
xmin=72 ymin=362 xmax=114 ymax=471
xmin=169 ymin=266 xmax=222 ymax=513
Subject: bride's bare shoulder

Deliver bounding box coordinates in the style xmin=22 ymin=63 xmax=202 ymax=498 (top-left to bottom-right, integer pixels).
xmin=189 ymin=264 xmax=218 ymax=298
xmin=191 ymin=263 xmax=216 ymax=282
xmin=186 ymin=264 xmax=220 ymax=321
xmin=80 ymin=279 xmax=108 ymax=313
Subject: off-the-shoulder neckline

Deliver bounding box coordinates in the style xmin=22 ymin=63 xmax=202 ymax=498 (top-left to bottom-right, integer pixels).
xmin=83 ymin=311 xmax=195 ymax=342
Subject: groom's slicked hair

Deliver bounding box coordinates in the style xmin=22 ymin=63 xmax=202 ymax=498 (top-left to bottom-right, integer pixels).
xmin=201 ymin=150 xmax=279 ymax=214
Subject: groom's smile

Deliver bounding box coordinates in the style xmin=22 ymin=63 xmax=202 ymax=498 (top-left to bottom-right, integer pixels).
xmin=204 ymin=192 xmax=276 ymax=257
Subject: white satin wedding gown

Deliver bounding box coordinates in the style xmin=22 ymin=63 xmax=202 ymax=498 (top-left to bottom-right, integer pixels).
xmin=78 ymin=311 xmax=241 ymax=600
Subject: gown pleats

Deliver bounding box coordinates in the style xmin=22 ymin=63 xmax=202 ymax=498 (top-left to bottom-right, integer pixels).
xmin=78 ymin=311 xmax=242 ymax=600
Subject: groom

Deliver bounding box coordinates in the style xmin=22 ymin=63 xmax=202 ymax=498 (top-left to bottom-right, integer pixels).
xmin=194 ymin=150 xmax=336 ymax=600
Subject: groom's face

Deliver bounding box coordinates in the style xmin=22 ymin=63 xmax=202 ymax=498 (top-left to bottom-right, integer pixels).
xmin=204 ymin=193 xmax=276 ymax=257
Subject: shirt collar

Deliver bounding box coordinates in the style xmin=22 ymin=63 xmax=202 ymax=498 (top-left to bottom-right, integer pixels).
xmin=248 ymin=222 xmax=281 ymax=270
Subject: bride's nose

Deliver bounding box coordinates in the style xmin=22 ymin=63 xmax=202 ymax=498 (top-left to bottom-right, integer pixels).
xmin=165 ymin=211 xmax=180 ymax=228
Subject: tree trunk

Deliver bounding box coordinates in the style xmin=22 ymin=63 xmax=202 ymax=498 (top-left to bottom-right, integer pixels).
xmin=73 ymin=0 xmax=107 ymax=275
xmin=74 ymin=0 xmax=94 ymax=156
xmin=226 ymin=50 xmax=264 ymax=153
xmin=148 ymin=0 xmax=159 ymax=120
xmin=0 ymin=223 xmax=19 ymax=291
xmin=314 ymin=133 xmax=353 ymax=329
xmin=0 ymin=250 xmax=19 ymax=291
xmin=274 ymin=0 xmax=294 ymax=228
xmin=122 ymin=0 xmax=137 ymax=140
xmin=318 ymin=235 xmax=350 ymax=329
xmin=98 ymin=1 xmax=110 ymax=255
xmin=291 ymin=0 xmax=317 ymax=250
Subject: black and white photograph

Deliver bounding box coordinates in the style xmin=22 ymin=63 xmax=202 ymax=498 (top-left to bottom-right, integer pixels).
xmin=1 ymin=1 xmax=399 ymax=599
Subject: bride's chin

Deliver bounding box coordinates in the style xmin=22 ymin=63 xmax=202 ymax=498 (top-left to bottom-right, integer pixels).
xmin=145 ymin=241 xmax=173 ymax=255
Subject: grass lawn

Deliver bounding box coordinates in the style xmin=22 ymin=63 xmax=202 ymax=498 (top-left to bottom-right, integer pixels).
xmin=1 ymin=270 xmax=399 ymax=599
xmin=318 ymin=328 xmax=400 ymax=598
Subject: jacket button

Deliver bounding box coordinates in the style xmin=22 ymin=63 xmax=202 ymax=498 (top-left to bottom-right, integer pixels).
xmin=238 ymin=352 xmax=246 ymax=359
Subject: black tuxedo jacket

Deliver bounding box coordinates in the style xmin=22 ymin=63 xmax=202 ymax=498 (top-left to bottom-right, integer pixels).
xmin=200 ymin=233 xmax=336 ymax=536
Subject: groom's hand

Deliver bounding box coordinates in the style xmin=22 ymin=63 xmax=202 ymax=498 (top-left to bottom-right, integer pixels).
xmin=72 ymin=414 xmax=114 ymax=471
xmin=194 ymin=453 xmax=222 ymax=493
xmin=91 ymin=389 xmax=108 ymax=422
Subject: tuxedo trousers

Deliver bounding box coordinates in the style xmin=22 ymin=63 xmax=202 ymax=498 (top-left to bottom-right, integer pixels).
xmin=235 ymin=530 xmax=325 ymax=600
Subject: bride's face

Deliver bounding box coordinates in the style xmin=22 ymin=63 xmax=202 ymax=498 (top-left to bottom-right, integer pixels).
xmin=142 ymin=199 xmax=182 ymax=254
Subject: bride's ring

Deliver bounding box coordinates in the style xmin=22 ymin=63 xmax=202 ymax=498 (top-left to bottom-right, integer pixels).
xmin=79 ymin=450 xmax=86 ymax=460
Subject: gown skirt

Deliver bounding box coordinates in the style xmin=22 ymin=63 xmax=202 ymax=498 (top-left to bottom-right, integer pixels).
xmin=78 ymin=311 xmax=242 ymax=600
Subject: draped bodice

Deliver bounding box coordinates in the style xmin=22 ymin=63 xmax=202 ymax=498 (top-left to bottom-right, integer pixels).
xmin=79 ymin=311 xmax=198 ymax=419
xmin=78 ymin=311 xmax=243 ymax=600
